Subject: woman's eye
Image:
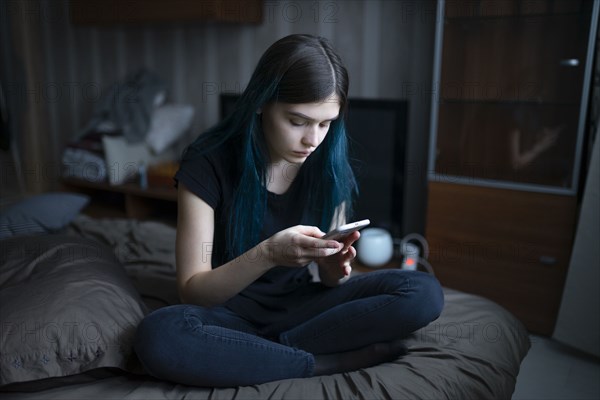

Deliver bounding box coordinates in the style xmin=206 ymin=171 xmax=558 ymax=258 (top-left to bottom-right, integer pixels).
xmin=290 ymin=120 xmax=305 ymax=127
xmin=320 ymin=123 xmax=331 ymax=128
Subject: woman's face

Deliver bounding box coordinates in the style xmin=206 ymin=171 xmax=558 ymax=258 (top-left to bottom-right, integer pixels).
xmin=260 ymin=94 xmax=341 ymax=165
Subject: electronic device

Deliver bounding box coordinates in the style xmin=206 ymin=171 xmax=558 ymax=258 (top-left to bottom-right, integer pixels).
xmin=322 ymin=219 xmax=370 ymax=241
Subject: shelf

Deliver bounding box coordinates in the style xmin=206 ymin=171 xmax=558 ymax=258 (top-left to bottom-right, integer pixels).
xmin=70 ymin=0 xmax=263 ymax=25
xmin=62 ymin=177 xmax=177 ymax=201
xmin=62 ymin=177 xmax=177 ymax=221
xmin=444 ymin=0 xmax=590 ymax=19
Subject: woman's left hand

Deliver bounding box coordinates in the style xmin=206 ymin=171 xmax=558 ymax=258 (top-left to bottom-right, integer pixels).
xmin=317 ymin=231 xmax=360 ymax=286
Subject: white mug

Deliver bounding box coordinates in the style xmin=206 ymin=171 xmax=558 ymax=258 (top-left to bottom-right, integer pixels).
xmin=356 ymin=228 xmax=394 ymax=268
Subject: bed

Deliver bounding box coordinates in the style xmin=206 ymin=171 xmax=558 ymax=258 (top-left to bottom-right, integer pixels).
xmin=0 ymin=193 xmax=530 ymax=399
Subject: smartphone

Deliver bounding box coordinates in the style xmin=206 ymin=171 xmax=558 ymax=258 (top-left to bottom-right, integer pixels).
xmin=322 ymin=219 xmax=370 ymax=241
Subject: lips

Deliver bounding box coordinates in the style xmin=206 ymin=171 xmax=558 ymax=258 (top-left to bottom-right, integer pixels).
xmin=293 ymin=151 xmax=312 ymax=157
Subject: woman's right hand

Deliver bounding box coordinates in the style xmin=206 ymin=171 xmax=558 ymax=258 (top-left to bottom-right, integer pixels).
xmin=260 ymin=225 xmax=343 ymax=268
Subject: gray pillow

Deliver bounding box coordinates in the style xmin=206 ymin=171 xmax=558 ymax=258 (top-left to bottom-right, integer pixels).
xmin=0 ymin=234 xmax=148 ymax=386
xmin=0 ymin=192 xmax=89 ymax=239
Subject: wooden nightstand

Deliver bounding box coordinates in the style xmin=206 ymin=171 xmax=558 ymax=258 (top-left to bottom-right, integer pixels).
xmin=61 ymin=177 xmax=177 ymax=222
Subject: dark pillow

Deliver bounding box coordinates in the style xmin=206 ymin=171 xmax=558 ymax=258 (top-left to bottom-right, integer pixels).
xmin=0 ymin=192 xmax=89 ymax=239
xmin=0 ymin=234 xmax=147 ymax=386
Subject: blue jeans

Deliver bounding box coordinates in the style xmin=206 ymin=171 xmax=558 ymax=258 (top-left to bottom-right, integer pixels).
xmin=134 ymin=270 xmax=444 ymax=387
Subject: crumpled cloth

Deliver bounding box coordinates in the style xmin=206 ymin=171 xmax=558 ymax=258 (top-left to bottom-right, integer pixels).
xmin=81 ymin=69 xmax=166 ymax=143
xmin=65 ymin=214 xmax=179 ymax=309
xmin=65 ymin=214 xmax=176 ymax=273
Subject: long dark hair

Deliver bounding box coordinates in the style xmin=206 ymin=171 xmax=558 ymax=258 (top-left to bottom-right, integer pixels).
xmin=182 ymin=34 xmax=357 ymax=259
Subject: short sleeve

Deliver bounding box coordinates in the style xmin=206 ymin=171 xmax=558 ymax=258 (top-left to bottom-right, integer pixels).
xmin=174 ymin=152 xmax=222 ymax=209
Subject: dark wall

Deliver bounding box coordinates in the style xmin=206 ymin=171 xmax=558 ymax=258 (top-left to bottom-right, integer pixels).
xmin=1 ymin=0 xmax=438 ymax=234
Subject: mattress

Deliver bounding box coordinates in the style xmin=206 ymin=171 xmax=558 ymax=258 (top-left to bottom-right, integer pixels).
xmin=0 ymin=215 xmax=530 ymax=399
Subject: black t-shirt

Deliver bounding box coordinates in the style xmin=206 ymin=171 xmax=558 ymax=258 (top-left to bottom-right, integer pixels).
xmin=174 ymin=138 xmax=322 ymax=315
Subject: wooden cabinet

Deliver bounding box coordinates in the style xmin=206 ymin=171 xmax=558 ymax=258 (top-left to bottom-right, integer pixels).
xmin=62 ymin=177 xmax=177 ymax=222
xmin=427 ymin=181 xmax=578 ymax=334
xmin=426 ymin=0 xmax=598 ymax=335
xmin=70 ymin=0 xmax=263 ymax=24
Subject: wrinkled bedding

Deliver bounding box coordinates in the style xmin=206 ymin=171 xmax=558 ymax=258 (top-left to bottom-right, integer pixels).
xmin=1 ymin=215 xmax=530 ymax=399
xmin=66 ymin=214 xmax=180 ymax=310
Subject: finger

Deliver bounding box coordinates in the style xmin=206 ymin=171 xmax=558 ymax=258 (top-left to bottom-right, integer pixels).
xmin=341 ymin=231 xmax=360 ymax=250
xmin=292 ymin=230 xmax=340 ymax=250
xmin=343 ymin=245 xmax=357 ymax=261
xmin=343 ymin=265 xmax=352 ymax=276
xmin=296 ymin=225 xmax=327 ymax=239
xmin=294 ymin=227 xmax=343 ymax=250
xmin=348 ymin=245 xmax=356 ymax=257
xmin=343 ymin=261 xmax=352 ymax=276
xmin=299 ymin=245 xmax=341 ymax=259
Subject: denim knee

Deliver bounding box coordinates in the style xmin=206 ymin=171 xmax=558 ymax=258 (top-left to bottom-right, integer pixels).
xmin=133 ymin=304 xmax=188 ymax=380
xmin=385 ymin=270 xmax=445 ymax=330
xmin=412 ymin=271 xmax=445 ymax=321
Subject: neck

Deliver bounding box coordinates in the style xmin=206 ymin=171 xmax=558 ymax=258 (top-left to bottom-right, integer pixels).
xmin=266 ymin=160 xmax=301 ymax=194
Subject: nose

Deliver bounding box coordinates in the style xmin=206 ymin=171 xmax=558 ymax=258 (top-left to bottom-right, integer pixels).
xmin=302 ymin=125 xmax=320 ymax=148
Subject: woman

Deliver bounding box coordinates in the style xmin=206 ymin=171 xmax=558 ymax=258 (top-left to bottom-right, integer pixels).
xmin=134 ymin=34 xmax=444 ymax=387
